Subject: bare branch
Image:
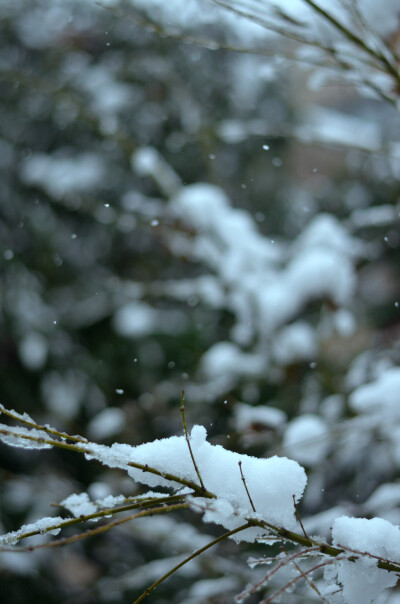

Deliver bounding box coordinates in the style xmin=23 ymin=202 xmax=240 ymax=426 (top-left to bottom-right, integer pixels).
xmin=238 ymin=460 xmax=256 ymax=513
xmin=236 ymin=546 xmax=321 ymax=601
xmin=260 ymin=555 xmax=346 ymax=603
xmin=0 ymin=503 xmax=188 ymax=552
xmin=281 ymin=544 xmax=330 ymax=604
xmin=293 ymin=494 xmax=309 ymax=539
xmin=180 ymin=391 xmax=206 ymax=491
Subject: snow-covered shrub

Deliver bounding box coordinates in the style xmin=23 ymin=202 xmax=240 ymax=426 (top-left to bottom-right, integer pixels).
xmin=2 ymin=0 xmax=400 ymax=602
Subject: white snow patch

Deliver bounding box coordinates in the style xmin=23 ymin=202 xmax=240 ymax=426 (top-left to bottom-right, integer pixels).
xmin=61 ymin=493 xmax=97 ymax=518
xmin=0 ymin=424 xmax=53 ymax=450
xmin=328 ymin=516 xmax=400 ymax=604
xmin=84 ymin=424 xmax=307 ymax=539
xmin=0 ymin=517 xmax=63 ymax=546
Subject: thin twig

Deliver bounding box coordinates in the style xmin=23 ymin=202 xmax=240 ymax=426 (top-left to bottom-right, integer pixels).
xmin=337 ymin=543 xmax=400 ymax=568
xmin=260 ymin=556 xmax=346 ymax=603
xmin=132 ymin=522 xmax=253 ymax=603
xmin=98 ymin=0 xmax=382 ymax=73
xmin=238 ymin=461 xmax=256 ymax=512
xmin=180 ymin=391 xmax=206 ymax=491
xmin=210 ymin=0 xmax=398 ymax=105
xmin=0 ymin=404 xmax=88 ymax=444
xmin=236 ymin=546 xmax=321 ymax=601
xmin=301 ymin=0 xmax=400 ymax=86
xmin=281 ymin=544 xmax=330 ymax=604
xmin=0 ymin=495 xmax=186 ymax=546
xmin=292 ymin=494 xmax=308 ymax=539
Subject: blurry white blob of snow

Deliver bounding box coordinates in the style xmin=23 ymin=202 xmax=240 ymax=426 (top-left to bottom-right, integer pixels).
xmin=113 ymin=301 xmax=188 ymax=339
xmin=332 ymin=309 xmax=357 ymax=338
xmin=132 ymin=146 xmax=160 ymax=176
xmin=171 ymin=183 xmax=278 ymax=268
xmin=41 ymin=370 xmax=87 ymax=420
xmin=326 ymin=516 xmax=400 ymax=604
xmin=201 ymin=342 xmax=265 ymax=381
xmin=296 ymin=106 xmax=382 ymax=152
xmin=283 ymin=414 xmax=329 ymax=466
xmin=233 ymin=402 xmax=287 ymax=432
xmin=113 ymin=302 xmax=157 ymax=338
xmin=88 ymin=407 xmax=126 ymax=440
xmin=349 ymin=367 xmax=400 ymax=420
xmin=272 ymin=321 xmax=317 ymax=365
xmin=132 ymin=146 xmax=181 ymax=196
xmin=20 ymin=152 xmax=105 ymax=199
xmin=18 ymin=331 xmax=48 ymax=371
xmin=349 ymin=367 xmax=400 ymax=464
xmin=184 ymin=576 xmax=239 ymax=603
xmin=363 ymin=482 xmax=400 ymax=525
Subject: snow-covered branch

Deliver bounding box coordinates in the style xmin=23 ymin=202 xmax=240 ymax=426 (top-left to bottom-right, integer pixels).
xmin=1 ymin=407 xmax=400 ymax=603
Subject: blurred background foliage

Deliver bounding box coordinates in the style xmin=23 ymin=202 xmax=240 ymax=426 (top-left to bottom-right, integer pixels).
xmin=1 ymin=0 xmax=400 ymax=602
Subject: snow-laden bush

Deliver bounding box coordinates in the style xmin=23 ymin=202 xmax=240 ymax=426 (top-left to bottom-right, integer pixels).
xmin=2 ymin=0 xmax=400 ymax=602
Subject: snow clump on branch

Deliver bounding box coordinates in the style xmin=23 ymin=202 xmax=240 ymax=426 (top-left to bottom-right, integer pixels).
xmin=86 ymin=424 xmax=307 ymax=541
